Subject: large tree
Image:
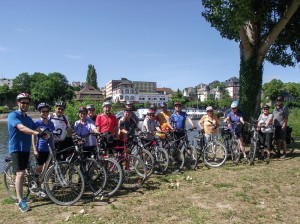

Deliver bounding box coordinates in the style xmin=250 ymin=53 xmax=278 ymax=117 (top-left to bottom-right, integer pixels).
xmin=202 ymin=0 xmax=300 ymax=119
xmin=86 ymin=64 xmax=98 ymax=89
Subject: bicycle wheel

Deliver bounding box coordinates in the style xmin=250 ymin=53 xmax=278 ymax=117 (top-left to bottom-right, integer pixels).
xmin=203 ymin=142 xmax=227 ymax=168
xmin=248 ymin=140 xmax=257 ymax=165
xmin=3 ymin=162 xmax=30 ymax=200
xmin=132 ymin=145 xmax=154 ymax=178
xmin=101 ymin=157 xmax=123 ymax=197
xmin=151 ymin=146 xmax=169 ymax=174
xmin=184 ymin=144 xmax=198 ymax=170
xmin=231 ymin=140 xmax=241 ymax=165
xmin=168 ymin=147 xmax=185 ymax=172
xmin=286 ymin=136 xmax=295 ymax=155
xmin=44 ymin=161 xmax=85 ymax=206
xmin=119 ymin=155 xmax=147 ymax=190
xmin=85 ymin=158 xmax=107 ymax=197
xmin=193 ymin=138 xmax=204 ymax=162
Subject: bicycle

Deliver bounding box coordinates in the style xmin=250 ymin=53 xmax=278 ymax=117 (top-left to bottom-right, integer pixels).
xmin=227 ymin=122 xmax=243 ymax=165
xmin=107 ymin=136 xmax=147 ymax=190
xmin=3 ymin=129 xmax=85 ymax=205
xmin=166 ymin=128 xmax=198 ymax=171
xmin=133 ymin=131 xmax=169 ymax=174
xmin=245 ymin=120 xmax=260 ymax=165
xmin=193 ymin=129 xmax=227 ymax=168
xmin=93 ymin=132 xmax=123 ymax=197
xmin=272 ymin=125 xmax=295 ymax=157
xmin=66 ymin=134 xmax=107 ymax=198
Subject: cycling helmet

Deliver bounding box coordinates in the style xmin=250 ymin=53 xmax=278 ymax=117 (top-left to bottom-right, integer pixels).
xmin=125 ymin=100 xmax=132 ymax=105
xmin=277 ymin=95 xmax=284 ymax=101
xmin=149 ymin=104 xmax=157 ymax=110
xmin=37 ymin=102 xmax=50 ymax=111
xmin=102 ymin=101 xmax=111 ymax=107
xmin=206 ymin=106 xmax=213 ymax=111
xmin=78 ymin=106 xmax=88 ymax=113
xmin=86 ymin=104 xmax=95 ymax=110
xmin=147 ymin=109 xmax=155 ymax=115
xmin=16 ymin=93 xmax=31 ymax=101
xmin=55 ymin=101 xmax=66 ymax=108
xmin=160 ymin=102 xmax=167 ymax=108
xmin=231 ymin=101 xmax=238 ymax=108
xmin=262 ymin=104 xmax=269 ymax=109
xmin=174 ymin=101 xmax=181 ymax=106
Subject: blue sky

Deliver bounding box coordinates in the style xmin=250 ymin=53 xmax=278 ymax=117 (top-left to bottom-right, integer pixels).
xmin=0 ymin=0 xmax=299 ymax=91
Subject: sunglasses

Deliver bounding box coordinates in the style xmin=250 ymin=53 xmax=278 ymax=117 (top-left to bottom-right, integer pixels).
xmin=88 ymin=109 xmax=95 ymax=112
xmin=263 ymin=108 xmax=269 ymax=110
xmin=20 ymin=101 xmax=30 ymax=105
xmin=41 ymin=110 xmax=49 ymax=113
xmin=175 ymin=105 xmax=181 ymax=107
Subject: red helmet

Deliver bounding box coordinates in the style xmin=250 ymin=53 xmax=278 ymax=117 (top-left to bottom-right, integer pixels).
xmin=174 ymin=101 xmax=181 ymax=106
xmin=147 ymin=109 xmax=155 ymax=115
xmin=16 ymin=93 xmax=31 ymax=101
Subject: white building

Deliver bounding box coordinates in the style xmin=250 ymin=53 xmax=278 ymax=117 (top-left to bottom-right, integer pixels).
xmin=0 ymin=78 xmax=13 ymax=89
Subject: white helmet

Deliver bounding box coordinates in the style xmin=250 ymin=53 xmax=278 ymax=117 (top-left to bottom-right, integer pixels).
xmin=231 ymin=101 xmax=238 ymax=108
xmin=206 ymin=106 xmax=213 ymax=111
xmin=102 ymin=101 xmax=111 ymax=107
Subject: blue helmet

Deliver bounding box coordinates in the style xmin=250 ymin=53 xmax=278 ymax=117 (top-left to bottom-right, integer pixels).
xmin=160 ymin=102 xmax=167 ymax=108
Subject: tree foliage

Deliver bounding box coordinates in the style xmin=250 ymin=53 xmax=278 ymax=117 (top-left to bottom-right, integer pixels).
xmin=202 ymin=0 xmax=300 ymax=119
xmin=86 ymin=64 xmax=98 ymax=89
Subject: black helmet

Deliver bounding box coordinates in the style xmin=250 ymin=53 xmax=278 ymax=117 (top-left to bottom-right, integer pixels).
xmin=16 ymin=93 xmax=31 ymax=101
xmin=262 ymin=104 xmax=269 ymax=109
xmin=55 ymin=101 xmax=66 ymax=108
xmin=125 ymin=100 xmax=132 ymax=105
xmin=37 ymin=102 xmax=50 ymax=111
xmin=277 ymin=95 xmax=284 ymax=101
xmin=78 ymin=106 xmax=88 ymax=113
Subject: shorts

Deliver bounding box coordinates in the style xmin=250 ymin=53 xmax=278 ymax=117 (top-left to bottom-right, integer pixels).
xmin=258 ymin=132 xmax=273 ymax=149
xmin=10 ymin=151 xmax=30 ymax=171
xmin=274 ymin=126 xmax=286 ymax=141
xmin=36 ymin=151 xmax=50 ymax=165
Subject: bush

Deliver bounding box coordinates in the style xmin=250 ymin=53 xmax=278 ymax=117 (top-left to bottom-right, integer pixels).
xmin=0 ymin=105 xmax=9 ymax=113
xmin=288 ymin=108 xmax=300 ymax=137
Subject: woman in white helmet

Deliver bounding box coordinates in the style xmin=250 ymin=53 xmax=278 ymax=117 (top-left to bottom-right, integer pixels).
xmin=198 ymin=106 xmax=219 ymax=141
xmin=224 ymin=101 xmax=247 ymax=160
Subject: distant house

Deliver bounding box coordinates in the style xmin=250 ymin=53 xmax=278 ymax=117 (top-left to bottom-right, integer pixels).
xmin=224 ymin=76 xmax=239 ymax=100
xmin=156 ymin=87 xmax=174 ymax=99
xmin=75 ymin=85 xmax=103 ymax=101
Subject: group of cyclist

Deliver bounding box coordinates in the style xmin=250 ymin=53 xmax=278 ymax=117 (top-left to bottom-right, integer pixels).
xmin=7 ymin=92 xmax=289 ymax=212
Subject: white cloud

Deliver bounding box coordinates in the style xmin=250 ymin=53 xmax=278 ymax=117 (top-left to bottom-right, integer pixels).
xmin=0 ymin=46 xmax=9 ymax=52
xmin=64 ymin=54 xmax=82 ymax=59
xmin=13 ymin=27 xmax=31 ymax=33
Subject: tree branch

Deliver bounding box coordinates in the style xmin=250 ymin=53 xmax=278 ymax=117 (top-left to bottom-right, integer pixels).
xmin=258 ymin=0 xmax=300 ymax=65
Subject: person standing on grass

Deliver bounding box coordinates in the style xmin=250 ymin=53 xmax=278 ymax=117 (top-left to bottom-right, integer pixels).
xmin=273 ymin=95 xmax=289 ymax=158
xmin=8 ymin=93 xmax=44 ymax=212
xmin=95 ymin=101 xmax=118 ymax=137
xmin=86 ymin=104 xmax=97 ymax=124
xmin=198 ymin=106 xmax=220 ymax=142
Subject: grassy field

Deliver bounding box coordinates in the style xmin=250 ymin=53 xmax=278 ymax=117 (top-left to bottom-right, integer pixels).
xmin=1 ymin=148 xmax=300 ymax=224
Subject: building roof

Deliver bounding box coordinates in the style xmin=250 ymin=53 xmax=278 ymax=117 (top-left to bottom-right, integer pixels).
xmin=156 ymin=87 xmax=174 ymax=94
xmin=75 ymin=85 xmax=103 ymax=101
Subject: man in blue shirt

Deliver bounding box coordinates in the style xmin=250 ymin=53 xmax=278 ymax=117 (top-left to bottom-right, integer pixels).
xmin=8 ymin=93 xmax=43 ymax=212
xmin=168 ymin=102 xmax=195 ymax=139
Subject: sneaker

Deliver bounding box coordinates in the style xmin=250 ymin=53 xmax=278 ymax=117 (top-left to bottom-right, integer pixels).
xmin=280 ymin=154 xmax=286 ymax=159
xmin=37 ymin=190 xmax=47 ymax=198
xmin=18 ymin=199 xmax=30 ymax=212
xmin=15 ymin=197 xmax=33 ymax=205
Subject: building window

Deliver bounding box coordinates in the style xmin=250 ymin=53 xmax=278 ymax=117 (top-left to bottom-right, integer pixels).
xmin=120 ymin=95 xmax=123 ymax=100
xmin=130 ymin=96 xmax=135 ymax=100
xmin=125 ymin=96 xmax=129 ymax=100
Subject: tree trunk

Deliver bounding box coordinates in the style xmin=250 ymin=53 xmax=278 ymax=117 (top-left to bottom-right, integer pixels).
xmin=239 ymin=53 xmax=263 ymax=120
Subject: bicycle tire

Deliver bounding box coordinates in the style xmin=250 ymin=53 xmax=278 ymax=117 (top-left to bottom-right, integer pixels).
xmin=203 ymin=142 xmax=227 ymax=168
xmin=286 ymin=136 xmax=295 ymax=155
xmin=85 ymin=158 xmax=107 ymax=197
xmin=101 ymin=157 xmax=123 ymax=197
xmin=168 ymin=146 xmax=185 ymax=172
xmin=184 ymin=144 xmax=198 ymax=170
xmin=132 ymin=145 xmax=154 ymax=178
xmin=231 ymin=139 xmax=241 ymax=165
xmin=151 ymin=146 xmax=169 ymax=173
xmin=3 ymin=161 xmax=30 ymax=200
xmin=119 ymin=155 xmax=147 ymax=190
xmin=193 ymin=138 xmax=204 ymax=162
xmin=248 ymin=140 xmax=257 ymax=165
xmin=44 ymin=161 xmax=85 ymax=206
